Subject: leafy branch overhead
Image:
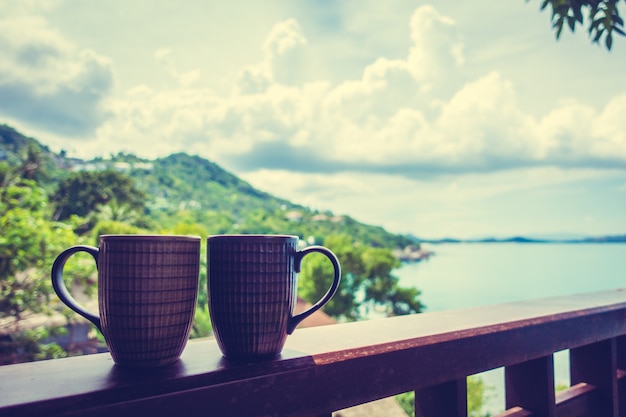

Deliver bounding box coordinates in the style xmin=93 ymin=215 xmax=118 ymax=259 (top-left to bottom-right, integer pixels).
xmin=533 ymin=0 xmax=625 ymax=49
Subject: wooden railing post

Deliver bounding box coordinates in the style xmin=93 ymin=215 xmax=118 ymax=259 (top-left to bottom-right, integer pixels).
xmin=505 ymin=355 xmax=556 ymax=417
xmin=570 ymin=338 xmax=618 ymax=417
xmin=618 ymin=336 xmax=626 ymax=417
xmin=414 ymin=378 xmax=467 ymax=417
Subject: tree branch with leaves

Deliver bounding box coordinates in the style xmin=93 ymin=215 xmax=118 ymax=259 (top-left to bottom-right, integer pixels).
xmin=298 ymin=234 xmax=423 ymax=320
xmin=532 ymin=0 xmax=625 ymax=49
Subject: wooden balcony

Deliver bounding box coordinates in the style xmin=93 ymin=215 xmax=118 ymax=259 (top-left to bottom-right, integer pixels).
xmin=1 ymin=289 xmax=626 ymax=417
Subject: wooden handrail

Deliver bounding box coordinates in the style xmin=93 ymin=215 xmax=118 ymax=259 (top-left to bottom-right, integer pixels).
xmin=1 ymin=289 xmax=626 ymax=417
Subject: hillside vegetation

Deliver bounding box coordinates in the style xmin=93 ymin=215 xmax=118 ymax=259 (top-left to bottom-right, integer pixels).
xmin=1 ymin=123 xmax=424 ymax=364
xmin=0 ymin=124 xmax=413 ymax=249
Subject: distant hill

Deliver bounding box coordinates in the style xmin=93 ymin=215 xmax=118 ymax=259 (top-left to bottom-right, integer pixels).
xmin=1 ymin=124 xmax=413 ymax=249
xmin=0 ymin=124 xmax=63 ymax=183
xmin=411 ymin=234 xmax=626 ymax=244
xmin=574 ymin=235 xmax=626 ymax=243
xmin=84 ymin=151 xmax=301 ymax=217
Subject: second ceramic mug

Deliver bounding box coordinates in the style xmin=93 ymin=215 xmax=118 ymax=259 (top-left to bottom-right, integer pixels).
xmin=51 ymin=234 xmax=200 ymax=367
xmin=207 ymin=234 xmax=341 ymax=360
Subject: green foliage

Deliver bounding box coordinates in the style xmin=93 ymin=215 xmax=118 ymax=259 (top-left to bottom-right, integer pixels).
xmin=362 ymin=247 xmax=424 ymax=316
xmin=396 ymin=376 xmax=493 ymax=417
xmin=532 ymin=0 xmax=625 ymax=49
xmin=467 ymin=376 xmax=493 ymax=417
xmin=0 ymin=180 xmax=78 ymax=322
xmin=2 ymin=126 xmax=415 ymax=251
xmin=298 ymin=234 xmax=422 ymax=320
xmin=395 ymin=391 xmax=414 ymax=416
xmin=154 ymin=210 xmax=235 ymax=236
xmin=166 ymin=222 xmax=210 ymax=314
xmin=0 ymin=326 xmax=68 ymax=365
xmin=0 ymin=151 xmax=94 ymax=362
xmin=90 ymin=220 xmax=146 ymax=242
xmin=0 ymin=124 xmax=61 ymax=188
xmin=128 ymin=153 xmax=414 ymax=250
xmin=134 ymin=153 xmax=286 ymax=223
xmin=190 ymin=305 xmax=212 ymax=339
xmin=555 ymin=382 xmax=569 ymax=392
xmin=51 ymin=170 xmax=147 ymax=223
xmin=0 ymin=125 xmax=425 ymax=364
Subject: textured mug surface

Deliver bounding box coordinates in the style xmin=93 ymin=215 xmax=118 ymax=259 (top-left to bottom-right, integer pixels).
xmin=207 ymin=234 xmax=341 ymax=361
xmin=52 ymin=235 xmax=200 ymax=367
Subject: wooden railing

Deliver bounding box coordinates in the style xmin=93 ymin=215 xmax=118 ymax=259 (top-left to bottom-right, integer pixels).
xmin=2 ymin=289 xmax=626 ymax=417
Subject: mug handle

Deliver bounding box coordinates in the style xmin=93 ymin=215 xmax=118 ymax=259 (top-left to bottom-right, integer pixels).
xmin=51 ymin=245 xmax=102 ymax=332
xmin=288 ymin=245 xmax=341 ymax=334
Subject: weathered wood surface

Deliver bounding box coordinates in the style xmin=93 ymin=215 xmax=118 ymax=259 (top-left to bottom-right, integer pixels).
xmin=1 ymin=289 xmax=626 ymax=417
xmin=505 ymin=355 xmax=556 ymax=417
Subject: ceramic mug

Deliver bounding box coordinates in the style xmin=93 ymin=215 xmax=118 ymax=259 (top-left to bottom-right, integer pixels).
xmin=207 ymin=234 xmax=341 ymax=361
xmin=51 ymin=235 xmax=200 ymax=367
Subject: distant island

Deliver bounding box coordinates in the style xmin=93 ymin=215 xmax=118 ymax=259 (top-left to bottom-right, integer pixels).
xmin=394 ymin=233 xmax=626 ymax=263
xmin=410 ymin=234 xmax=626 ymax=244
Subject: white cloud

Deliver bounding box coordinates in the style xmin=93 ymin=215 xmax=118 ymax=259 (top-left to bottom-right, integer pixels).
xmin=538 ymin=100 xmax=596 ymax=161
xmin=535 ymin=95 xmax=626 ymax=166
xmin=262 ymin=18 xmax=307 ymax=58
xmin=2 ymin=1 xmax=625 ymax=239
xmin=591 ymin=94 xmax=626 ymax=159
xmin=407 ymin=5 xmax=464 ymax=88
xmin=5 ymin=3 xmax=625 ymax=177
xmin=235 ymin=18 xmax=307 ymax=95
xmin=241 ymin=166 xmax=626 ymax=238
xmin=0 ymin=6 xmax=113 ymax=135
xmin=434 ymin=72 xmax=537 ymax=167
xmin=154 ymin=48 xmax=201 ymax=87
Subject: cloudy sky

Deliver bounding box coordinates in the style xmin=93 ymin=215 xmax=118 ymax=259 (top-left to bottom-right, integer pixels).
xmin=1 ymin=0 xmax=625 ymax=239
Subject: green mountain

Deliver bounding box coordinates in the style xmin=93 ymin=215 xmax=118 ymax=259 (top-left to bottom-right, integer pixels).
xmin=1 ymin=124 xmax=413 ymax=249
xmin=0 ymin=124 xmax=63 ymax=184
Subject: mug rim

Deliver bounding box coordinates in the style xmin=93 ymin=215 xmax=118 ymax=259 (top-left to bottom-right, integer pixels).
xmin=207 ymin=234 xmax=298 ymax=242
xmin=100 ymin=234 xmax=201 ymax=241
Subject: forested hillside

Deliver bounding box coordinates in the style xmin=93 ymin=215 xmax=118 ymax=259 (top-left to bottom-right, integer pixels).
xmin=0 ymin=123 xmax=423 ymax=364
xmin=0 ymin=124 xmax=413 ymax=249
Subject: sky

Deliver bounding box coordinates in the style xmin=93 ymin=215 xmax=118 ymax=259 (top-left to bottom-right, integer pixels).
xmin=1 ymin=0 xmax=625 ymax=240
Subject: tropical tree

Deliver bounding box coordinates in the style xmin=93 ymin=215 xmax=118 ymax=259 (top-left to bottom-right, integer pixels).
xmin=0 ymin=174 xmax=104 ymax=363
xmin=533 ymin=0 xmax=625 ymax=49
xmin=298 ymin=234 xmax=422 ymax=320
xmin=362 ymin=247 xmax=423 ymax=316
xmin=0 ymin=180 xmax=78 ymax=325
xmin=0 ymin=162 xmax=10 ymax=188
xmin=50 ymin=170 xmax=147 ymax=225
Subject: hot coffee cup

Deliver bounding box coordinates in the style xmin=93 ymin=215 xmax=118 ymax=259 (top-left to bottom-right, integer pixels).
xmin=51 ymin=235 xmax=200 ymax=367
xmin=207 ymin=234 xmax=341 ymax=361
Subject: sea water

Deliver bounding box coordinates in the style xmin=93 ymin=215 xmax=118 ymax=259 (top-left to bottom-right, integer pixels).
xmin=395 ymin=243 xmax=626 ymax=414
